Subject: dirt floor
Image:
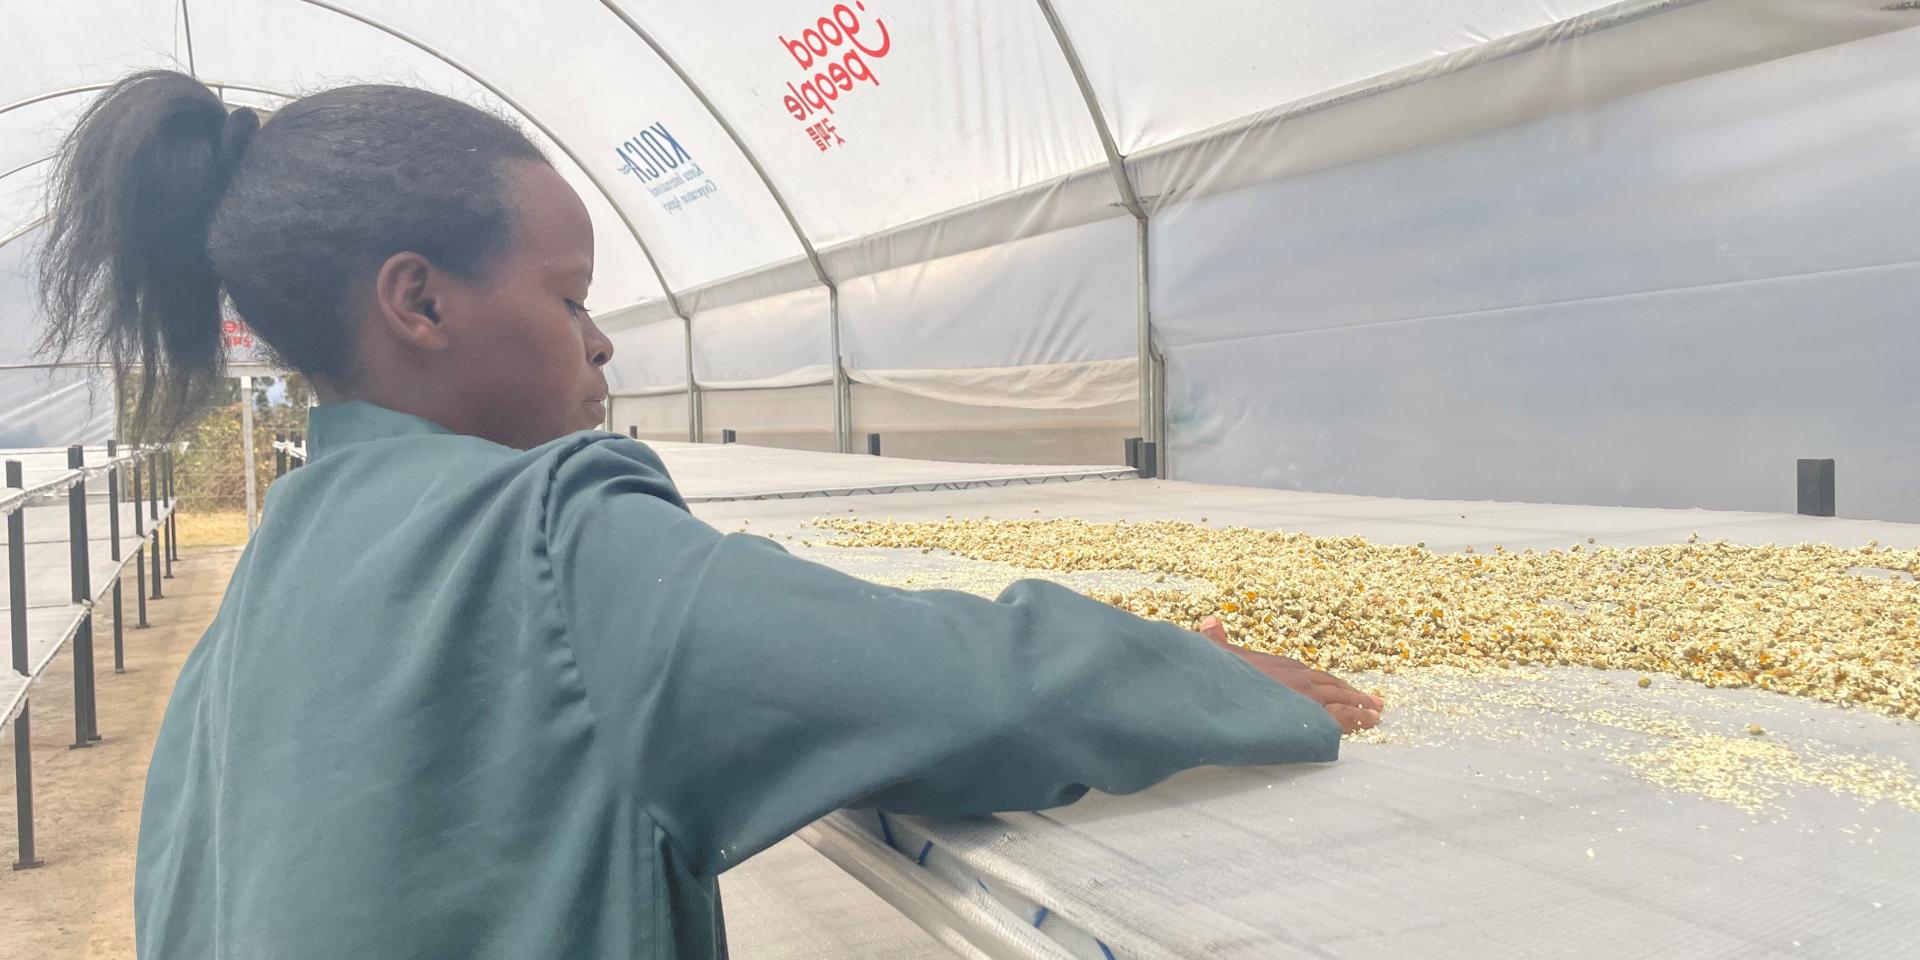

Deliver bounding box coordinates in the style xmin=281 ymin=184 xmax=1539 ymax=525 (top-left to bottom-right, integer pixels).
xmin=0 ymin=546 xmax=240 ymax=959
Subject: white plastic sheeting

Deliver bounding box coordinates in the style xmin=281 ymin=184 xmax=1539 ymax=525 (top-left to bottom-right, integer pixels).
xmin=1156 ymin=24 xmax=1920 ymax=522
xmin=603 ymin=317 xmax=690 ymax=393
xmin=1 ymin=223 xmax=114 ymax=446
xmin=0 ymin=367 xmax=114 ymax=448
xmin=1048 ymin=0 xmax=1625 ymax=156
xmin=840 ymin=216 xmax=1137 ymax=384
xmin=689 ymin=287 xmax=832 ymax=388
xmin=618 ymin=0 xmax=1108 ymax=250
xmin=4 ymin=1 xmax=1917 ymax=515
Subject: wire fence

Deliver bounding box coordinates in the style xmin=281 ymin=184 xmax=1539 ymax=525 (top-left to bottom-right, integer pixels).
xmin=169 ymin=377 xmax=310 ymax=522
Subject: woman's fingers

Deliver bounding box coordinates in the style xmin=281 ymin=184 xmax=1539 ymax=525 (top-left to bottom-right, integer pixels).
xmin=1196 ymin=616 xmax=1229 ymax=644
xmin=1322 ymin=703 xmax=1382 ymax=733
xmin=1200 ymin=614 xmax=1386 ymax=719
xmin=1299 ymin=679 xmax=1379 ymax=712
xmin=1308 ymin=672 xmax=1384 ymax=710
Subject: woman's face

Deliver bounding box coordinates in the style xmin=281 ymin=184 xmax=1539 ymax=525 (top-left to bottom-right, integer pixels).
xmin=436 ymin=162 xmax=615 ymax=449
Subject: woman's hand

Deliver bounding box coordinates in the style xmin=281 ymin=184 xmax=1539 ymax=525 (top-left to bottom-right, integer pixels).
xmin=1197 ymin=616 xmax=1383 ymax=733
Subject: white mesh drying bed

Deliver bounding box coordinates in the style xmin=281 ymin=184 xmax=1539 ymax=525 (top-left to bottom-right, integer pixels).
xmin=796 ymin=667 xmax=1919 ymax=959
xmin=646 ymin=441 xmax=1133 ymax=502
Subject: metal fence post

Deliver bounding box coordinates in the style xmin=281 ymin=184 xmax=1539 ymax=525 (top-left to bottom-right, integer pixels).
xmin=241 ymin=376 xmax=258 ymax=534
xmin=8 ymin=460 xmax=44 ymax=869
xmin=148 ymin=454 xmax=162 ymax=600
xmin=107 ymin=441 xmax=123 ymax=673
xmin=66 ymin=446 xmax=98 ymax=746
xmin=162 ymin=449 xmax=175 ymax=577
xmin=132 ymin=458 xmax=148 ymax=629
xmin=165 ymin=448 xmax=177 ymax=565
xmin=275 ymin=433 xmax=287 ymax=479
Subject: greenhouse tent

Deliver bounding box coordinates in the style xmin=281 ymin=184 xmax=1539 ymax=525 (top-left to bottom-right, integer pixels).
xmin=4 ymin=0 xmax=1917 ymax=518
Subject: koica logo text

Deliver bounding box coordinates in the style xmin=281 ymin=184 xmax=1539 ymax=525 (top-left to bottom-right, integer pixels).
xmin=616 ymin=122 xmax=693 ymax=184
xmin=780 ymin=2 xmax=893 ymax=123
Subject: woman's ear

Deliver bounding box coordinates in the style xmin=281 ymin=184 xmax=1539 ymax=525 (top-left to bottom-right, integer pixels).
xmin=372 ymin=251 xmax=451 ymax=351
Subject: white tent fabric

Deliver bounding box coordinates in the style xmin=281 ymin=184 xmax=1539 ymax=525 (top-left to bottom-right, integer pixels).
xmin=3 ymin=1 xmax=1917 ymax=517
xmin=1155 ymin=22 xmax=1920 ymax=521
xmin=1 ymin=223 xmax=114 ymax=446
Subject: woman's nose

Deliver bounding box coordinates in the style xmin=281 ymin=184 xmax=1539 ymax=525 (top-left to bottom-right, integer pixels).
xmin=586 ymin=320 xmax=614 ymax=367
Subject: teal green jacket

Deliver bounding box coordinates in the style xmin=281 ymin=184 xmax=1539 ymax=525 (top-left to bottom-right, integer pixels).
xmin=135 ymin=401 xmax=1340 ymax=959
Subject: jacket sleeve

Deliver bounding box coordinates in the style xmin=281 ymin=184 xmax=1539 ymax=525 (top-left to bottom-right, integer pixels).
xmin=544 ymin=437 xmax=1342 ymax=877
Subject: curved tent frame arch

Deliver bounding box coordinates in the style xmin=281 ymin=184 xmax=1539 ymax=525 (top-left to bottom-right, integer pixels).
xmin=593 ymin=0 xmax=1166 ymax=456
xmin=1032 ymin=0 xmax=1159 ymax=457
xmin=6 ymin=3 xmax=1186 ymax=457
xmin=594 ymin=0 xmax=852 ymax=451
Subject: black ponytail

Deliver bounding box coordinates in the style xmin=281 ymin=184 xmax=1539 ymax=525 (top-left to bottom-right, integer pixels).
xmin=37 ymin=71 xmax=234 ymax=440
xmin=36 ymin=70 xmax=547 ymax=440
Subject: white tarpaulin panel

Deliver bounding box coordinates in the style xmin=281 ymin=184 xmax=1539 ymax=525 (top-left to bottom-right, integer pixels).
xmin=604 ymin=316 xmax=689 ymax=392
xmin=690 ymin=286 xmax=831 ymax=388
xmin=608 ymin=392 xmax=688 ymax=443
xmin=0 ymin=223 xmax=41 ymax=361
xmin=614 ymin=0 xmax=1106 ymax=248
xmin=1 ymin=1 xmax=177 ymax=234
xmin=699 ymin=386 xmax=838 ymax=451
xmin=840 ymin=215 xmax=1136 ymax=379
xmin=1047 ymin=0 xmax=1623 ymax=155
xmin=1154 ymin=26 xmax=1920 ymax=522
xmin=0 ymin=0 xmax=175 ymax=99
xmin=1 ymin=222 xmax=115 ymax=446
xmin=0 ymin=165 xmax=48 ymax=243
xmin=0 ymin=367 xmax=114 ymax=447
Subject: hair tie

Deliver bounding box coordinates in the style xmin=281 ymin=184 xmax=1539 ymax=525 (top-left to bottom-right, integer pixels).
xmin=219 ymin=107 xmax=260 ymax=176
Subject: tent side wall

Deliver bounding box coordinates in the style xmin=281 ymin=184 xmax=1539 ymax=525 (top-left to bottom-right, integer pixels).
xmin=1156 ymin=26 xmax=1920 ymax=522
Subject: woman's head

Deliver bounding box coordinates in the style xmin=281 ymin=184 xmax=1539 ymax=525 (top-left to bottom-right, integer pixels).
xmin=38 ymin=71 xmax=613 ymax=448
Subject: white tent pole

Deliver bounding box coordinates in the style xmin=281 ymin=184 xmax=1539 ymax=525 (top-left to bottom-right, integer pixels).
xmin=830 ymin=286 xmax=849 ymax=452
xmin=683 ymin=319 xmax=699 ymax=442
xmin=0 ymin=80 xmax=299 ymax=121
xmin=1136 ymin=216 xmax=1153 ymax=453
xmin=0 ymin=83 xmax=117 ymax=117
xmin=0 ymin=155 xmax=50 ymax=183
xmin=592 ymin=0 xmax=851 ymax=453
xmin=0 ymin=217 xmax=48 ymax=253
xmin=1033 ymin=0 xmax=1162 ymax=465
xmin=239 ymin=375 xmax=257 ymax=533
xmin=180 ymin=0 xmax=200 ymax=78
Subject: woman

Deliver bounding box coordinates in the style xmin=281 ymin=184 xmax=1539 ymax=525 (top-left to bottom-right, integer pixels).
xmin=40 ymin=71 xmax=1381 ymax=959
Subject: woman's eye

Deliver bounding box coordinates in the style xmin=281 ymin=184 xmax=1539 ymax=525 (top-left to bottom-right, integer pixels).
xmin=565 ymin=299 xmax=589 ymax=318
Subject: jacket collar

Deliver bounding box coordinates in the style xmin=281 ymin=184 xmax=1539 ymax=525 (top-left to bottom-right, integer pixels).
xmin=306 ymin=401 xmax=452 ymax=461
